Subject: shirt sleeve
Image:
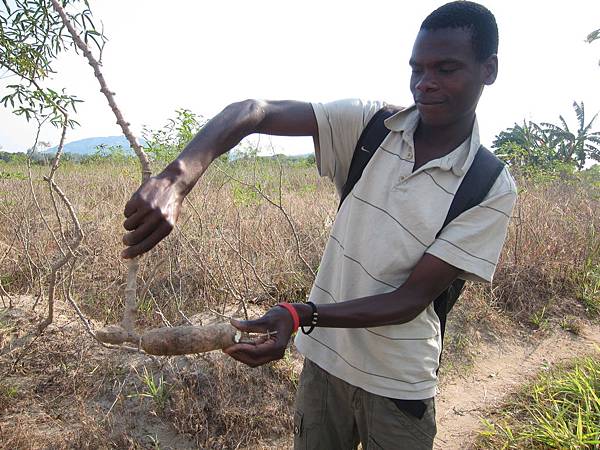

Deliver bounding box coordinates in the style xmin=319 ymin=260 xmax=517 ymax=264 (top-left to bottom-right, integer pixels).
xmin=310 ymin=99 xmax=386 ymax=194
xmin=426 ymin=167 xmax=517 ymax=283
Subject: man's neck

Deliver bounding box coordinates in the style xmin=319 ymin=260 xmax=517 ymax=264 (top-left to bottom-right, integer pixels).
xmin=413 ymin=114 xmax=476 ymax=170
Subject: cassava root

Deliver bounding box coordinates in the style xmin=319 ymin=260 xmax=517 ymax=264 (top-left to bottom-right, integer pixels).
xmin=95 ymin=323 xmax=243 ymax=355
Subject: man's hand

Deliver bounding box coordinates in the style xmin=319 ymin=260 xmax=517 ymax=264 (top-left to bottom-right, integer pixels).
xmin=223 ymin=306 xmax=295 ymax=367
xmin=122 ymin=175 xmax=184 ymax=259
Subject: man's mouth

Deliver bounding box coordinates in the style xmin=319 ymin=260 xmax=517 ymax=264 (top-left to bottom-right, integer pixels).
xmin=416 ymin=100 xmax=445 ymax=106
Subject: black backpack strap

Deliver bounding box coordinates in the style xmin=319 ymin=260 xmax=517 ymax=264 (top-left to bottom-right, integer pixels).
xmin=439 ymin=145 xmax=506 ymax=232
xmin=433 ymin=145 xmax=505 ymax=346
xmin=338 ymin=106 xmax=400 ymax=210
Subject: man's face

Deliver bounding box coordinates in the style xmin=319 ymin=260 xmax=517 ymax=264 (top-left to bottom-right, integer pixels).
xmin=409 ymin=27 xmax=497 ymax=127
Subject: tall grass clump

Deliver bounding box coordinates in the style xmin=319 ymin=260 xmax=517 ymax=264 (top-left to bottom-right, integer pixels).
xmin=478 ymin=354 xmax=600 ymax=449
xmin=490 ymin=173 xmax=600 ymax=322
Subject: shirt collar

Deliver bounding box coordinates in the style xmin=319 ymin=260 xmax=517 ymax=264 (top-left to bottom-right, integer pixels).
xmin=384 ymin=104 xmax=481 ymax=177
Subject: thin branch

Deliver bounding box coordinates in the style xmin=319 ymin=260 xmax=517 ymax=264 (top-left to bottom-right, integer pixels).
xmin=38 ymin=168 xmax=85 ymax=332
xmin=63 ymin=260 xmax=111 ymax=348
xmin=47 ymin=118 xmax=70 ymax=242
xmin=216 ymin=224 xmax=275 ymax=301
xmin=27 ymin=120 xmax=66 ymax=258
xmin=216 ymin=166 xmax=316 ymax=278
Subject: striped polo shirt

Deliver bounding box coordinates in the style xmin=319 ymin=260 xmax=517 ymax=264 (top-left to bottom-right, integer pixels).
xmin=294 ymin=99 xmax=517 ymax=400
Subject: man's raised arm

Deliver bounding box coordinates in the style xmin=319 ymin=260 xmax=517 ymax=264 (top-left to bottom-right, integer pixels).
xmin=121 ymin=100 xmax=318 ymax=259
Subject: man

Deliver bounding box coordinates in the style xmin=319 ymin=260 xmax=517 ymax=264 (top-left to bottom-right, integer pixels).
xmin=122 ymin=2 xmax=516 ymax=448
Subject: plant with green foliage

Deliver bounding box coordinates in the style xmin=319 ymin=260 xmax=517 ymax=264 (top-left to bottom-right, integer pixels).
xmin=579 ymin=164 xmax=600 ymax=189
xmin=493 ymin=101 xmax=600 ymax=173
xmin=142 ymin=109 xmax=206 ymax=164
xmin=493 ymin=120 xmax=553 ymax=152
xmin=0 ymin=151 xmax=26 ymax=163
xmin=86 ymin=144 xmax=134 ymax=164
xmin=130 ymin=366 xmax=170 ymax=411
xmin=529 ymin=306 xmax=549 ymax=330
xmin=0 ymin=0 xmax=106 ymax=330
xmin=0 ymin=0 xmax=105 ymax=130
xmin=479 ymin=355 xmax=600 ymax=449
xmin=541 ymin=101 xmax=600 ymax=170
xmin=493 ymin=120 xmax=572 ymax=175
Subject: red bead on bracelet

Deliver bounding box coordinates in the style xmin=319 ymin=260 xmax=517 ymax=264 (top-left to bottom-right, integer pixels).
xmin=277 ymin=302 xmax=300 ymax=333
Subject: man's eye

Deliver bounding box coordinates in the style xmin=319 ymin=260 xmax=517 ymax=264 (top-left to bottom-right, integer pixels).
xmin=439 ymin=68 xmax=457 ymax=74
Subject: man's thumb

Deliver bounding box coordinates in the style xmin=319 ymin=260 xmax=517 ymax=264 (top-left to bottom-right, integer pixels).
xmin=230 ymin=318 xmax=267 ymax=334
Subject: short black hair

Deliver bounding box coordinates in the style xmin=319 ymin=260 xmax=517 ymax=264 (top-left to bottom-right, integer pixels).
xmin=421 ymin=1 xmax=499 ymax=61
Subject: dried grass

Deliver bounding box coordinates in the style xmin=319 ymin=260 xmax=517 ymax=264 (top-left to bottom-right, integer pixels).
xmin=492 ymin=179 xmax=599 ymax=320
xmin=0 ymin=160 xmax=598 ymax=448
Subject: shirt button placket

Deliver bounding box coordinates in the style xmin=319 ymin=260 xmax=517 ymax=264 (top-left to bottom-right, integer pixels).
xmin=394 ymin=174 xmax=407 ymax=190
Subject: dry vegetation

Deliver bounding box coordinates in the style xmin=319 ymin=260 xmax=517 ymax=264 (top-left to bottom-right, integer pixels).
xmin=0 ymin=158 xmax=598 ymax=449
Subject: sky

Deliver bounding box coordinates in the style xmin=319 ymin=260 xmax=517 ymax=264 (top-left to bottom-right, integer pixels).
xmin=1 ymin=0 xmax=599 ymax=155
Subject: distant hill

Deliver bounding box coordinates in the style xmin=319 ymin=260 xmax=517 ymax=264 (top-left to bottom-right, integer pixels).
xmin=42 ymin=135 xmax=314 ymax=160
xmin=45 ymin=136 xmax=146 ymax=155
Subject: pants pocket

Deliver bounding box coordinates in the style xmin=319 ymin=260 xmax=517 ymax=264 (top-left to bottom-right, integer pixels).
xmin=367 ymin=396 xmax=436 ymax=450
xmin=293 ymin=410 xmax=305 ymax=449
xmin=390 ymin=399 xmax=437 ymax=442
xmin=293 ymin=360 xmax=329 ymax=450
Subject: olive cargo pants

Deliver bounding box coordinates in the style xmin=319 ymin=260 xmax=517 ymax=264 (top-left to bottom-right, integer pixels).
xmin=293 ymin=359 xmax=436 ymax=450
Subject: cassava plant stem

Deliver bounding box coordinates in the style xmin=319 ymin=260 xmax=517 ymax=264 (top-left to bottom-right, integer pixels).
xmin=50 ymin=0 xmax=151 ymax=339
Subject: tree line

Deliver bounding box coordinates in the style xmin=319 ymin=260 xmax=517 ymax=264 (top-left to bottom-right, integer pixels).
xmin=492 ymin=101 xmax=600 ymax=172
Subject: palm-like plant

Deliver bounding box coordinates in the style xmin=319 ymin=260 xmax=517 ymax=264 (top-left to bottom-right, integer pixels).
xmin=493 ymin=120 xmax=552 ymax=150
xmin=542 ymin=101 xmax=600 ymax=170
xmin=492 ymin=120 xmax=559 ymax=169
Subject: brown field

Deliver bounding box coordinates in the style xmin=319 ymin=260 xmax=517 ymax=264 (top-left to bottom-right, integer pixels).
xmin=0 ymin=159 xmax=598 ymax=449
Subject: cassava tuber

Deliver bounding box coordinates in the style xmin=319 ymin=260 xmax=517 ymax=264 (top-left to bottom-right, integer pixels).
xmin=96 ymin=323 xmax=242 ymax=355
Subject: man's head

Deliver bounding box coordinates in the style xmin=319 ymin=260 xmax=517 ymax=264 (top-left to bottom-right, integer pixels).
xmin=410 ymin=1 xmax=499 ymax=127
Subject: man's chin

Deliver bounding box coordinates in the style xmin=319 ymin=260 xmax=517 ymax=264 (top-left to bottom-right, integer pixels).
xmin=416 ymin=110 xmax=451 ymax=128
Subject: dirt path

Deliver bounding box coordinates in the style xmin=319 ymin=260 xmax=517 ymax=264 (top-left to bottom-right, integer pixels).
xmin=434 ymin=325 xmax=600 ymax=449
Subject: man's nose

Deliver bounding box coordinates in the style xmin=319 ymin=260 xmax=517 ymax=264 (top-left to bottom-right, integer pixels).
xmin=415 ymin=72 xmax=438 ymax=93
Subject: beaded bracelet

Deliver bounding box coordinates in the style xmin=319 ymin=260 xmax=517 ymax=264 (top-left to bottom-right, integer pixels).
xmin=301 ymin=301 xmax=318 ymax=335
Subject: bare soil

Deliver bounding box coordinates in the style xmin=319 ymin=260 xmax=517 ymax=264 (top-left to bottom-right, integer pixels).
xmin=1 ymin=295 xmax=598 ymax=449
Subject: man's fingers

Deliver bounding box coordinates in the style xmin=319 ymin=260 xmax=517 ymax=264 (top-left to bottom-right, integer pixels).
xmin=123 ymin=197 xmax=140 ymax=218
xmin=121 ymin=221 xmax=173 ymax=259
xmin=252 ymin=335 xmax=269 ymax=345
xmin=223 ymin=342 xmax=262 ymax=355
xmin=224 ymin=342 xmax=281 ymax=367
xmin=227 ymin=351 xmax=268 ymax=367
xmin=123 ymin=212 xmax=162 ymax=246
xmin=123 ymin=208 xmax=151 ymax=231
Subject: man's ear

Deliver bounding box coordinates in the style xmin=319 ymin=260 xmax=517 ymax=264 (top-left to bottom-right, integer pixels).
xmin=482 ymin=54 xmax=498 ymax=85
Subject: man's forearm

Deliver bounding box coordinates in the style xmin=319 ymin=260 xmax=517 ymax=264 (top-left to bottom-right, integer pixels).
xmin=293 ymin=286 xmax=431 ymax=329
xmin=291 ymin=254 xmax=461 ymax=329
xmin=159 ymin=99 xmax=267 ymax=195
